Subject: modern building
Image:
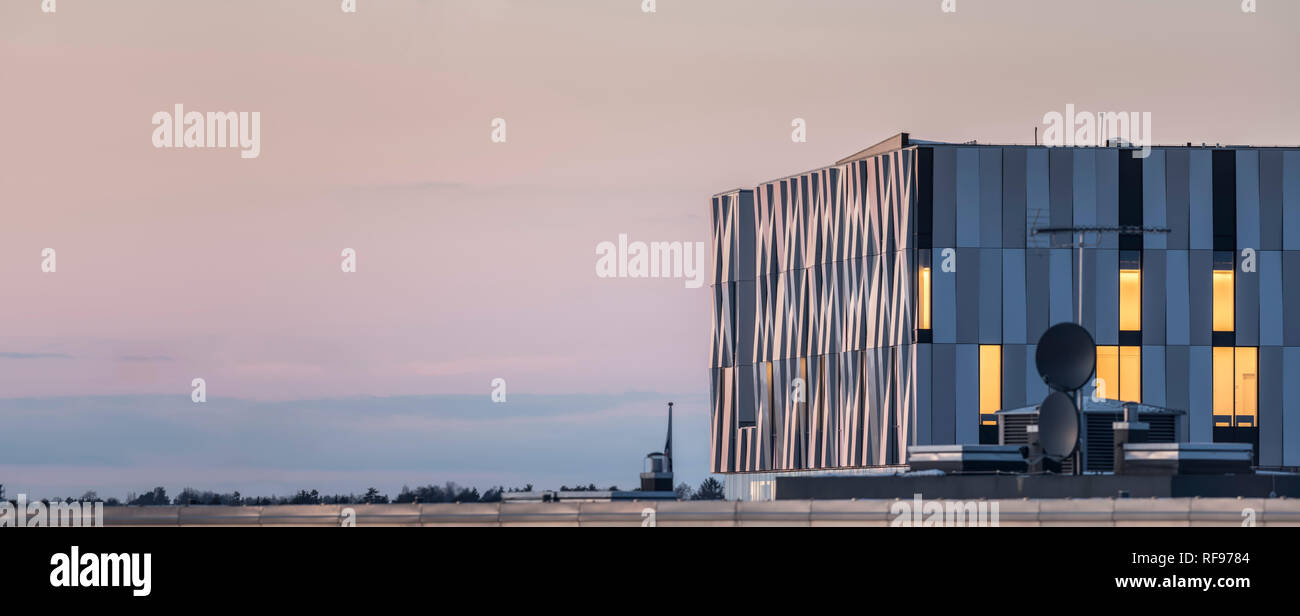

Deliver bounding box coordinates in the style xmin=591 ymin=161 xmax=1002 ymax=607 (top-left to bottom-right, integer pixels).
xmin=709 ymin=133 xmax=1300 ymax=491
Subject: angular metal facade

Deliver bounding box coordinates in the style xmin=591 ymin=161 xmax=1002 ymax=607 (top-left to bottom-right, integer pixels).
xmin=712 ymin=141 xmax=1300 ymax=474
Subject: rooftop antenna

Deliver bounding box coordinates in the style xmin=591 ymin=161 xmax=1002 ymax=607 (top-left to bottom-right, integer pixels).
xmin=1034 ymin=126 xmax=1038 ymax=146
xmin=665 ymin=402 xmax=673 ymax=473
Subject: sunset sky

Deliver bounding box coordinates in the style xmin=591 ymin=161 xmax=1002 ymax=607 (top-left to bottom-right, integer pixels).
xmin=2 ymin=0 xmax=1297 ymax=498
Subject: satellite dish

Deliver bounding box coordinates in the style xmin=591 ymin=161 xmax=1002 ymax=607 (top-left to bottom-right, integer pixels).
xmin=1035 ymin=322 xmax=1096 ymax=392
xmin=1038 ymin=391 xmax=1080 ymax=460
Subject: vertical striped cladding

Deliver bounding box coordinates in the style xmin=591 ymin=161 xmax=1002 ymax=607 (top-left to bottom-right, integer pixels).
xmin=710 ymin=150 xmax=916 ymax=472
xmin=713 ymin=144 xmax=1300 ymax=474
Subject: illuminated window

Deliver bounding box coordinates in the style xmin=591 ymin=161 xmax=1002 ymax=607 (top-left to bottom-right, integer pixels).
xmin=1119 ymin=346 xmax=1141 ymax=403
xmin=918 ymin=267 xmax=932 ymax=330
xmin=1213 ymin=347 xmax=1234 ymax=427
xmin=1096 ymin=346 xmax=1119 ymax=401
xmin=1213 ymin=256 xmax=1235 ymax=332
xmin=1213 ymin=347 xmax=1257 ymax=428
xmin=1119 ymin=269 xmax=1141 ymax=331
xmin=918 ymin=250 xmax=932 ymax=331
xmin=979 ymin=345 xmax=1001 ymax=426
xmin=1234 ymin=348 xmax=1257 ymax=428
xmin=1095 ymin=346 xmax=1140 ymax=403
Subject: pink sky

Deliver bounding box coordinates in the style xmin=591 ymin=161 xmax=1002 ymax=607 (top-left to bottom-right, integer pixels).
xmin=2 ymin=0 xmax=1298 ymax=401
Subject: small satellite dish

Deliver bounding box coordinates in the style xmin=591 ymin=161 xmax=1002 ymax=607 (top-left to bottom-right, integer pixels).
xmin=1035 ymin=322 xmax=1096 ymax=392
xmin=1038 ymin=391 xmax=1080 ymax=460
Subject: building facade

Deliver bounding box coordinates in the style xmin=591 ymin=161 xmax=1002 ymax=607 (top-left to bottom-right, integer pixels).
xmin=710 ymin=133 xmax=1300 ymax=476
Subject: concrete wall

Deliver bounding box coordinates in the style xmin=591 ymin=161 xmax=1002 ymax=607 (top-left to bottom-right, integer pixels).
xmin=97 ymin=500 xmax=1300 ymax=527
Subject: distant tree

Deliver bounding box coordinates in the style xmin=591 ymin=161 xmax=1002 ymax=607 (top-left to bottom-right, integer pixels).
xmin=128 ymin=487 xmax=168 ymax=506
xmin=692 ymin=478 xmax=725 ymax=501
xmin=674 ymin=482 xmax=694 ymax=501
xmin=79 ymin=490 xmax=98 ymax=502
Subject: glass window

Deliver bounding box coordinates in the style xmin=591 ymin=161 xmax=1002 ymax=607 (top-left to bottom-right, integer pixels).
xmin=1234 ymin=347 xmax=1257 ymax=428
xmin=1213 ymin=254 xmax=1235 ymax=332
xmin=1096 ymin=346 xmax=1119 ymax=401
xmin=918 ymin=257 xmax=932 ymax=331
xmin=1095 ymin=346 xmax=1140 ymax=403
xmin=1213 ymin=347 xmax=1234 ymax=427
xmin=1119 ymin=251 xmax=1141 ymax=332
xmin=1119 ymin=346 xmax=1141 ymax=403
xmin=979 ymin=345 xmax=1001 ymax=426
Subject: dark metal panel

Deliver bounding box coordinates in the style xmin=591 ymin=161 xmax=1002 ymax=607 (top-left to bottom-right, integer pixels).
xmin=1026 ymin=148 xmax=1051 ymax=248
xmin=1259 ymin=151 xmax=1284 ymax=251
xmin=1143 ymin=149 xmax=1167 ymax=249
xmin=931 ymin=344 xmax=957 ymax=445
xmin=1002 ymin=147 xmax=1027 ymax=249
xmin=1095 ymin=249 xmax=1119 ymax=345
xmin=1165 ymin=346 xmax=1190 ymax=416
xmin=1081 ymin=245 xmax=1096 ymax=335
xmin=933 ymin=247 xmax=957 ymax=344
xmin=1142 ymin=345 xmax=1166 ymax=408
xmin=1236 ymin=150 xmax=1261 ymax=251
xmin=1049 ymin=149 xmax=1074 ymax=247
xmin=1049 ymin=248 xmax=1073 ymax=326
xmin=956 ymin=248 xmax=980 ymax=344
xmin=1165 ymin=149 xmax=1191 ymax=250
xmin=1073 ymin=146 xmax=1097 ymax=228
xmin=1260 ymin=250 xmax=1283 ymax=346
xmin=1096 ymin=149 xmax=1120 ymax=249
xmin=1285 ymin=151 xmax=1300 ymax=251
xmin=1189 ymin=346 xmax=1213 ymax=442
xmin=957 ymin=148 xmax=980 ymax=248
xmin=980 ymin=148 xmax=1003 ymax=247
xmin=979 ymin=248 xmax=1002 ymax=343
xmin=1165 ymin=250 xmax=1191 ymax=346
xmin=1286 ymin=347 xmax=1300 ymax=466
xmin=1213 ymin=150 xmax=1237 ymax=252
xmin=1142 ymin=249 xmax=1166 ymax=346
xmin=1025 ymin=248 xmax=1051 ymax=344
xmin=916 ymin=343 xmax=932 ymax=446
xmin=1003 ymin=344 xmax=1027 ymax=410
xmin=1003 ymin=249 xmax=1027 ymax=345
xmin=955 ymin=344 xmax=979 ymax=444
xmin=1236 ymin=254 xmax=1260 ymax=347
xmin=1189 ymin=150 xmax=1214 ymax=250
xmin=1286 ymin=251 xmax=1300 ymax=346
xmin=1026 ymin=343 xmax=1048 ymax=405
xmin=1260 ymin=346 xmax=1283 ymax=466
xmin=1188 ymin=250 xmax=1213 ymax=346
xmin=932 ymin=147 xmax=957 ymax=249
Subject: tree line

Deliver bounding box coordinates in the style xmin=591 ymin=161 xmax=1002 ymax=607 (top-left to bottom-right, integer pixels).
xmin=1 ymin=478 xmax=727 ymax=506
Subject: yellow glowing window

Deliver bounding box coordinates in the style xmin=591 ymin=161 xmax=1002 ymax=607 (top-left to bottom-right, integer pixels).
xmin=1213 ymin=269 xmax=1235 ymax=332
xmin=1119 ymin=346 xmax=1141 ymax=404
xmin=1096 ymin=346 xmax=1119 ymax=401
xmin=1095 ymin=346 xmax=1140 ymax=403
xmin=1119 ymin=269 xmax=1141 ymax=331
xmin=1213 ymin=347 xmax=1234 ymax=426
xmin=918 ymin=266 xmax=932 ymax=330
xmin=979 ymin=345 xmax=1001 ymax=426
xmin=1234 ymin=347 xmax=1257 ymax=428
